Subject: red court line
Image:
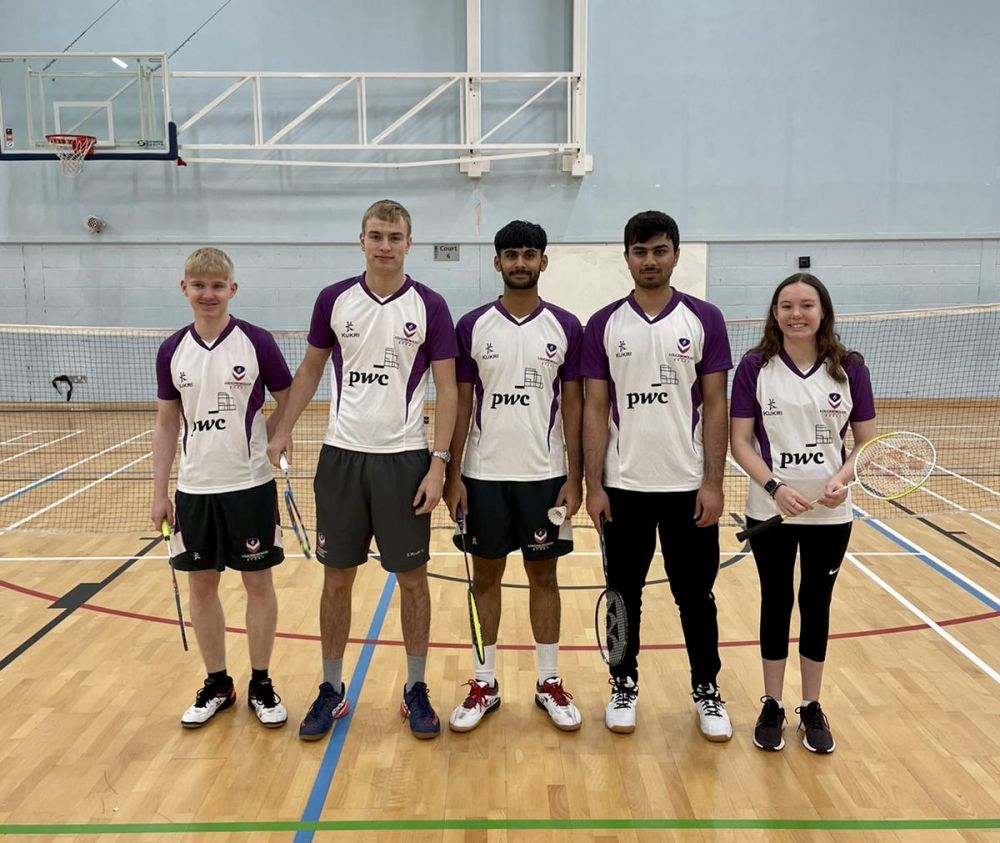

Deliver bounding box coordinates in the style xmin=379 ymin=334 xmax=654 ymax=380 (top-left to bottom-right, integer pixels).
xmin=2 ymin=577 xmax=997 ymax=650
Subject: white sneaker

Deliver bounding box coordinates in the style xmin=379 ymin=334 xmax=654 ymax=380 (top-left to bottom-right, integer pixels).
xmin=448 ymin=679 xmax=501 ymax=732
xmin=692 ymin=683 xmax=733 ymax=742
xmin=534 ymin=677 xmax=582 ymax=731
xmin=248 ymin=679 xmax=288 ymax=728
xmin=181 ymin=681 xmax=236 ymax=728
xmin=605 ymin=676 xmax=638 ymax=733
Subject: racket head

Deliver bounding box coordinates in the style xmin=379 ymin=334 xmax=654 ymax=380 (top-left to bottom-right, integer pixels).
xmin=595 ymin=587 xmax=628 ymax=667
xmin=854 ymin=431 xmax=936 ymax=501
xmin=284 ymin=488 xmax=312 ymax=559
xmin=467 ymin=587 xmax=486 ymax=664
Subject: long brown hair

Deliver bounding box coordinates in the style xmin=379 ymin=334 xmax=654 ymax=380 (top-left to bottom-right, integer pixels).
xmin=747 ymin=273 xmax=861 ymax=383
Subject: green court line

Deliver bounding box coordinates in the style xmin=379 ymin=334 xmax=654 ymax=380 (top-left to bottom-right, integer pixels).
xmin=2 ymin=818 xmax=999 ymax=835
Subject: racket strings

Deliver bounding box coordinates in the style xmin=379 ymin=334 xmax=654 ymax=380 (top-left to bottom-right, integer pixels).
xmin=856 ymin=434 xmax=936 ymax=499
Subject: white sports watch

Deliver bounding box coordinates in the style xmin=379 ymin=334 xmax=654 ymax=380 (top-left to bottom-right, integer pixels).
xmin=430 ymin=449 xmax=451 ymax=464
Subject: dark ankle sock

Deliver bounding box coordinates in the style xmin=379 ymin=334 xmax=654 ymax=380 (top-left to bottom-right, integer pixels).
xmin=250 ymin=668 xmax=270 ymax=686
xmin=207 ymin=670 xmax=231 ymax=688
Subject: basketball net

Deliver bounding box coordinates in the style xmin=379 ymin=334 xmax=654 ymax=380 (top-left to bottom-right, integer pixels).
xmin=46 ymin=134 xmax=97 ymax=177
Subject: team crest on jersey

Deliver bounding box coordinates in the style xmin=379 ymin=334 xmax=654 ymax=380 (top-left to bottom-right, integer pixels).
xmin=545 ymin=343 xmax=557 ymax=358
xmin=537 ymin=341 xmax=560 ymax=367
xmin=527 ymin=528 xmax=553 ymax=551
xmin=828 ymin=392 xmax=842 ymax=409
xmin=246 ymin=537 xmax=261 ymax=553
xmin=395 ymin=321 xmax=420 ymax=347
xmin=242 ymin=536 xmax=267 ymax=561
xmin=677 ymin=337 xmax=691 ymax=353
xmin=232 ymin=365 xmax=246 ymax=381
xmin=820 ymin=391 xmax=846 ymax=419
xmin=534 ymin=529 xmax=547 ymax=543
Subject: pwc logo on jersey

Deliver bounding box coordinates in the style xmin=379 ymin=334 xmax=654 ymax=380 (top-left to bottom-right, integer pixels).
xmin=347 ymin=369 xmax=390 ymax=387
xmin=625 ymin=364 xmax=672 ymax=410
xmin=395 ymin=321 xmax=421 ymax=347
xmin=190 ymin=416 xmax=227 ymax=433
xmin=778 ymin=450 xmax=826 ymax=469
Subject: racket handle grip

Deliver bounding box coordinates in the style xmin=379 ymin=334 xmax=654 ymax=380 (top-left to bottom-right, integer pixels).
xmin=735 ymin=513 xmax=783 ymax=542
xmin=160 ymin=519 xmax=170 ymax=539
xmin=278 ymin=453 xmax=289 ymax=471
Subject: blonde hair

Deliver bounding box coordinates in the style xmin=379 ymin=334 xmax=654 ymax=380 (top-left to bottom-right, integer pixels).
xmin=184 ymin=247 xmax=234 ymax=280
xmin=361 ymin=199 xmax=412 ymax=237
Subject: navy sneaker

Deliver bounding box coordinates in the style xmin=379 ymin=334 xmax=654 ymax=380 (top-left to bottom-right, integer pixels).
xmin=400 ymin=682 xmax=440 ymax=739
xmin=299 ymin=682 xmax=349 ymax=742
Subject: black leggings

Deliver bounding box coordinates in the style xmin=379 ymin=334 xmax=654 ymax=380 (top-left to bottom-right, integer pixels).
xmin=604 ymin=487 xmax=721 ymax=689
xmin=746 ymin=518 xmax=852 ymax=662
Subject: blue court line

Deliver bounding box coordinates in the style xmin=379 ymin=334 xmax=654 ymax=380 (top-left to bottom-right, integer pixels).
xmin=294 ymin=572 xmax=398 ymax=843
xmin=862 ymin=516 xmax=1000 ymax=613
xmin=0 ymin=471 xmax=67 ymax=505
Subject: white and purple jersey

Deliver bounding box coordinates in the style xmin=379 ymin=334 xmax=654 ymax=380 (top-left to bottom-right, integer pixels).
xmin=156 ymin=318 xmax=292 ymax=494
xmin=308 ymin=274 xmax=457 ymax=453
xmin=457 ymin=298 xmax=582 ymax=481
xmin=581 ymin=290 xmax=732 ymax=492
xmin=731 ymin=351 xmax=876 ymax=524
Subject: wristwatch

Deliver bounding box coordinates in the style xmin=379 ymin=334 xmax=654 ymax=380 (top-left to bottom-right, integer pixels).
xmin=430 ymin=449 xmax=451 ymax=464
xmin=763 ymin=478 xmax=784 ymax=498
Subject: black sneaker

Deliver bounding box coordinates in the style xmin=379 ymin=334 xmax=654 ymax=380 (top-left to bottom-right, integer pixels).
xmin=796 ymin=701 xmax=836 ymax=754
xmin=248 ymin=678 xmax=288 ymax=728
xmin=753 ymin=696 xmax=786 ymax=751
xmin=180 ymin=680 xmax=236 ymax=728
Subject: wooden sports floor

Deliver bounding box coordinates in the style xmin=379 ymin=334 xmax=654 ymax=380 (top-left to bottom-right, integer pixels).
xmin=1 ymin=411 xmax=999 ymax=842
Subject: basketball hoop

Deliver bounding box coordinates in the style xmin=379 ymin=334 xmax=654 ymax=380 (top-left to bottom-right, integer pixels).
xmin=45 ymin=134 xmax=97 ymax=177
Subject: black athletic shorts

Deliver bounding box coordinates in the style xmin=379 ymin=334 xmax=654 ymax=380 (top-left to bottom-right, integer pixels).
xmin=173 ymin=480 xmax=284 ymax=572
xmin=453 ymin=475 xmax=573 ymax=560
xmin=314 ymin=445 xmax=431 ymax=573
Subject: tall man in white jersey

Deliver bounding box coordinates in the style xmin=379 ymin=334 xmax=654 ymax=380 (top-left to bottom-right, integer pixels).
xmin=444 ymin=220 xmax=584 ymax=733
xmin=268 ymin=200 xmax=457 ymax=740
xmin=151 ymin=247 xmax=292 ymax=729
xmin=581 ymin=211 xmax=734 ymax=741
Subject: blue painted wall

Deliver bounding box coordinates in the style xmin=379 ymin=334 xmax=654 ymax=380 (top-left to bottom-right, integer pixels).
xmin=2 ymin=0 xmax=1000 ymax=328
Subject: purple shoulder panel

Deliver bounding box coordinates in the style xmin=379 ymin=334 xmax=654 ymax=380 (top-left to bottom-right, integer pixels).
xmin=415 ymin=281 xmax=458 ymax=361
xmin=155 ymin=326 xmax=189 ymax=400
xmin=307 ymin=276 xmax=361 ymax=349
xmin=845 ymin=354 xmax=877 ymax=421
xmin=580 ymin=299 xmax=625 ymax=380
xmin=546 ymin=302 xmax=584 ymax=381
xmin=237 ymin=319 xmax=293 ymax=393
xmin=680 ymin=294 xmax=732 ymax=376
xmin=730 ymin=353 xmax=763 ymax=418
xmin=455 ymin=303 xmax=492 ymax=383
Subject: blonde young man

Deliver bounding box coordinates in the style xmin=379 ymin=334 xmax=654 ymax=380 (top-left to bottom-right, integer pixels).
xmin=268 ymin=200 xmax=458 ymax=740
xmin=151 ymin=247 xmax=292 ymax=729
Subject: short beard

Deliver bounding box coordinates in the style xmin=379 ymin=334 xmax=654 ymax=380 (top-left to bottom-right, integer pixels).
xmin=502 ymin=271 xmax=539 ymax=291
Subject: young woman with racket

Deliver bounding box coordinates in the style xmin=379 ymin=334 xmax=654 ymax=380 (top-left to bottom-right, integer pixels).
xmin=150 ymin=248 xmax=292 ymax=729
xmin=443 ymin=221 xmax=584 ymax=734
xmin=730 ymin=272 xmax=877 ymax=754
xmin=582 ymin=211 xmax=734 ymax=741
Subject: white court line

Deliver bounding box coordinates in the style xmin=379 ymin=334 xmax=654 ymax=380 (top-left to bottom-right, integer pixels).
xmin=4 ymin=451 xmax=153 ymax=530
xmin=0 ymin=431 xmax=151 ymax=506
xmin=846 ymin=551 xmax=1000 ymax=685
xmin=1 ymin=432 xmax=37 ymax=446
xmin=0 ymin=431 xmax=82 ymax=466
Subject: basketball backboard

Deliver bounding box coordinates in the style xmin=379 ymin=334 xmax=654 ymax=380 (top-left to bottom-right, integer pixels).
xmin=0 ymin=52 xmax=176 ymax=162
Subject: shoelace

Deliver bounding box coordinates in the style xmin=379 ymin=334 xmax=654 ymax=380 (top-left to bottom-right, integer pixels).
xmin=251 ymin=681 xmax=280 ymax=709
xmin=195 ymin=682 xmax=231 ymax=707
xmin=609 ymin=678 xmax=638 ymax=709
xmin=460 ymin=680 xmax=493 ymax=710
xmin=796 ymin=703 xmax=829 ymax=731
xmin=693 ymin=685 xmax=726 ymax=717
xmin=757 ymin=697 xmax=784 ymax=727
xmin=406 ymin=684 xmax=435 ymax=719
xmin=538 ymin=679 xmax=573 ymax=707
xmin=308 ymin=685 xmax=339 ymax=718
